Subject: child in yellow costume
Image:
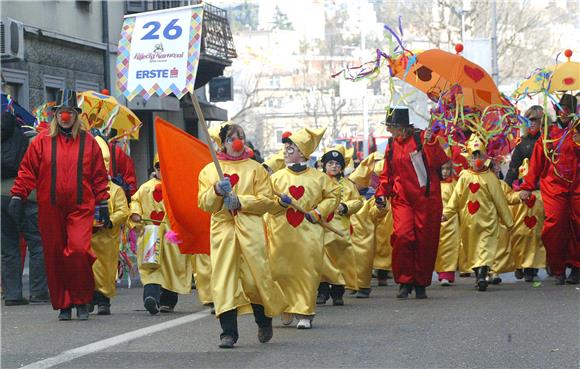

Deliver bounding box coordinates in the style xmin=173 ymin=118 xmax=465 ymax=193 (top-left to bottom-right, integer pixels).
xmin=268 ymin=128 xmax=340 ymax=330
xmin=442 ymin=135 xmax=514 ymax=291
xmin=199 ymin=123 xmax=288 ymax=349
xmin=90 ymin=136 xmax=129 ymax=315
xmin=511 ymin=159 xmax=546 ymax=282
xmin=435 ymin=161 xmax=461 ymax=286
xmin=348 ymin=152 xmax=389 ymax=297
xmin=316 ymin=145 xmax=363 ymax=306
xmin=130 ymin=154 xmax=193 ymax=315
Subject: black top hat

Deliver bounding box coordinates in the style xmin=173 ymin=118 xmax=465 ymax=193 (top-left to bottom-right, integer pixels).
xmin=52 ymin=89 xmax=81 ymax=113
xmin=384 ymin=107 xmax=411 ymax=127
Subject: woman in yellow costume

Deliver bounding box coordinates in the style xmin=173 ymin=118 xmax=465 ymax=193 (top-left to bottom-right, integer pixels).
xmin=316 ymin=145 xmax=363 ymax=306
xmin=435 ymin=161 xmax=461 ymax=286
xmin=348 ymin=151 xmax=389 ymax=297
xmin=510 ymin=159 xmax=546 ymax=282
xmin=442 ymin=134 xmax=514 ymax=291
xmin=268 ymin=128 xmax=340 ymax=329
xmin=90 ymin=135 xmax=129 ymax=315
xmin=129 ymin=154 xmax=193 ymax=315
xmin=198 ymin=123 xmax=287 ymax=349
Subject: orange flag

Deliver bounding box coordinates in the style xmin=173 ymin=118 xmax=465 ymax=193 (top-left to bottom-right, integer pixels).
xmin=155 ymin=117 xmax=212 ymax=254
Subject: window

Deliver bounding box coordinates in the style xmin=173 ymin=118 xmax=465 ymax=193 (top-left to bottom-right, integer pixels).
xmin=75 ymin=80 xmax=99 ymax=93
xmin=1 ymin=68 xmax=29 ymax=110
xmin=44 ymin=75 xmax=65 ymax=102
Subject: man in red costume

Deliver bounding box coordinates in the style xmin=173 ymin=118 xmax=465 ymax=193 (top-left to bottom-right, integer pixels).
xmin=9 ymin=89 xmax=110 ymax=320
xmin=376 ymin=107 xmax=449 ymax=299
xmin=520 ymin=94 xmax=579 ymax=285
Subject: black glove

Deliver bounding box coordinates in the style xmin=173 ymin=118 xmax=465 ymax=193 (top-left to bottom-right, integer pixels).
xmin=95 ymin=202 xmax=112 ymax=228
xmin=8 ymin=197 xmax=24 ymax=225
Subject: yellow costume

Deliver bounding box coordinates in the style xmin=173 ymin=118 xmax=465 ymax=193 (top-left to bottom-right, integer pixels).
xmin=434 ymin=180 xmax=461 ymax=274
xmin=443 ymin=169 xmax=514 ymax=270
xmin=320 ymin=146 xmax=363 ymax=290
xmin=193 ymin=254 xmax=213 ymax=305
xmin=267 ymin=127 xmax=340 ymax=316
xmin=510 ymin=160 xmax=546 ymax=270
xmin=490 ymin=181 xmax=519 ymax=276
xmin=130 ymin=157 xmax=193 ymax=295
xmin=198 ymin=158 xmax=287 ymax=317
xmin=264 ymin=148 xmax=286 ymax=173
xmin=91 ymin=137 xmax=129 ymax=298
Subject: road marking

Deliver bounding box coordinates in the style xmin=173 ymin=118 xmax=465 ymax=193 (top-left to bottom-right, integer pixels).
xmin=21 ymin=309 xmax=211 ymax=369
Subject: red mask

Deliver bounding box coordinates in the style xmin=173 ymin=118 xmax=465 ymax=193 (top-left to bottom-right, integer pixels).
xmin=60 ymin=111 xmax=72 ymax=123
xmin=475 ymin=159 xmax=484 ymax=168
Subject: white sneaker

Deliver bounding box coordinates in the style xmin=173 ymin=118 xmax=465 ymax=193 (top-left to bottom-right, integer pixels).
xmin=440 ymin=279 xmax=451 ymax=286
xmin=281 ymin=312 xmax=294 ymax=326
xmin=296 ymin=319 xmax=312 ymax=329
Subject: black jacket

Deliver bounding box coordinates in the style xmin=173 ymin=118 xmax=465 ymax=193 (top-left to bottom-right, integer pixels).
xmin=505 ymin=131 xmax=541 ymax=186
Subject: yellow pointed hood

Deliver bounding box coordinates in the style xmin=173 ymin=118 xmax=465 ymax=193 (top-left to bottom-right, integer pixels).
xmin=285 ymin=127 xmax=326 ymax=158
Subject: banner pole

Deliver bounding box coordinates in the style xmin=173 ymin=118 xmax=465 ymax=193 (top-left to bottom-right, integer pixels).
xmin=189 ymin=92 xmax=224 ymax=180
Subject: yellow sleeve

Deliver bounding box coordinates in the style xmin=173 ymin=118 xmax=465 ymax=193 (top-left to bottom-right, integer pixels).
xmin=110 ymin=186 xmax=130 ymax=228
xmin=198 ymin=166 xmax=224 ymax=214
xmin=442 ymin=175 xmax=464 ymax=219
xmin=488 ymin=175 xmax=514 ymax=228
xmin=500 ymin=180 xmax=520 ymax=205
xmin=237 ymin=166 xmax=277 ymax=215
xmin=316 ymin=173 xmax=340 ymax=219
xmin=342 ymin=180 xmax=363 ymax=216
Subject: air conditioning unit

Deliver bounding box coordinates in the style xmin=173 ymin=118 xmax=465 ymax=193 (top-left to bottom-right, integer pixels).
xmin=0 ymin=18 xmax=24 ymax=61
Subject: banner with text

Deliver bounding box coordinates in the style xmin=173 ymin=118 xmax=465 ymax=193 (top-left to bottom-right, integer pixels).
xmin=116 ymin=5 xmax=203 ymax=101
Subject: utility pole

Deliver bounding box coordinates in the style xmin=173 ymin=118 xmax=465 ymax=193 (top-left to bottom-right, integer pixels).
xmin=360 ymin=4 xmax=369 ymax=157
xmin=490 ymin=0 xmax=499 ymax=84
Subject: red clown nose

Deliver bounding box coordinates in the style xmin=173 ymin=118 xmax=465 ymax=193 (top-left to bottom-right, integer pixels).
xmin=475 ymin=159 xmax=483 ymax=168
xmin=60 ymin=111 xmax=72 ymax=122
xmin=232 ymin=139 xmax=244 ymax=152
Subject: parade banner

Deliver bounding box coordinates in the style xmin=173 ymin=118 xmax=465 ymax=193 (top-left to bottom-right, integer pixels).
xmin=116 ymin=5 xmax=204 ymax=100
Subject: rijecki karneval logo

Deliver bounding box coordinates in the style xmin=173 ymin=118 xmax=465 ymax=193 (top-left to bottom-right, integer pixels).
xmin=134 ymin=43 xmax=185 ymax=63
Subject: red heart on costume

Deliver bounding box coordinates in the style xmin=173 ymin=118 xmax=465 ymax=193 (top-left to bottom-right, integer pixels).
xmin=289 ymin=185 xmax=305 ymax=200
xmin=563 ymin=77 xmax=575 ymax=86
xmin=467 ymin=200 xmax=480 ymax=215
xmin=153 ymin=184 xmax=163 ymax=202
xmin=286 ymin=208 xmax=304 ymax=228
xmin=468 ymin=183 xmax=480 ymax=193
xmin=224 ymin=173 xmax=239 ymax=187
xmin=524 ymin=194 xmax=536 ymax=209
xmin=150 ymin=211 xmax=165 ymax=225
xmin=524 ymin=215 xmax=537 ymax=229
xmin=464 ymin=65 xmax=484 ymax=82
xmin=326 ymin=212 xmax=334 ymax=222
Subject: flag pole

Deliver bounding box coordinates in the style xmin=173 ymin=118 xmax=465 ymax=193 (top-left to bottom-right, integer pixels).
xmin=189 ymin=92 xmax=224 ymax=180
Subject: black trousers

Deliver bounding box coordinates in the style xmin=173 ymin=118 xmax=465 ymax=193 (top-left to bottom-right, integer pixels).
xmin=143 ymin=283 xmax=178 ymax=308
xmin=219 ymin=304 xmax=271 ymax=341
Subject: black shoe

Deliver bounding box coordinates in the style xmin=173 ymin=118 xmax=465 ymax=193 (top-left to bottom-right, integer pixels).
xmin=490 ymin=276 xmax=502 ymax=285
xmin=377 ymin=270 xmax=388 ymax=286
xmin=316 ymin=293 xmax=328 ymax=305
xmin=332 ymin=297 xmax=344 ymax=306
xmin=317 ymin=282 xmax=330 ymax=304
xmin=459 ymin=272 xmax=471 ymax=278
xmin=97 ymin=304 xmax=111 ymax=315
xmin=355 ymin=288 xmax=371 ymax=298
xmin=396 ymin=284 xmax=412 ymax=299
xmin=258 ymin=325 xmax=273 ymax=343
xmin=477 ymin=266 xmax=489 ymax=291
xmin=76 ymin=304 xmax=89 ymax=320
xmin=4 ymin=298 xmax=29 ymax=306
xmin=144 ymin=296 xmax=159 ymax=315
xmin=523 ymin=268 xmax=535 ymax=282
xmin=58 ymin=308 xmax=72 ymax=321
xmin=554 ymin=275 xmax=566 ymax=285
xmin=219 ymin=335 xmax=235 ymax=349
xmin=514 ymin=269 xmax=524 ymax=280
xmin=29 ymin=293 xmax=50 ymax=304
xmin=566 ymin=268 xmax=579 ymax=284
xmin=414 ymin=285 xmax=427 ymax=299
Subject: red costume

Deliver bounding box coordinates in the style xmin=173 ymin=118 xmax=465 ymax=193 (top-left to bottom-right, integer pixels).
xmin=109 ymin=142 xmax=137 ymax=198
xmin=521 ymin=124 xmax=579 ymax=277
xmin=377 ymin=132 xmax=449 ymax=287
xmin=11 ymin=130 xmax=109 ymax=309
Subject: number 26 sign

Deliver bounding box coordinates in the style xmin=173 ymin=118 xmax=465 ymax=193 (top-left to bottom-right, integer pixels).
xmin=117 ymin=5 xmax=204 ymax=100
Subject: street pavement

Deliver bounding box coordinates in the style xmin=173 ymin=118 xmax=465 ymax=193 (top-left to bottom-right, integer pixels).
xmin=2 ymin=273 xmax=579 ymax=369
